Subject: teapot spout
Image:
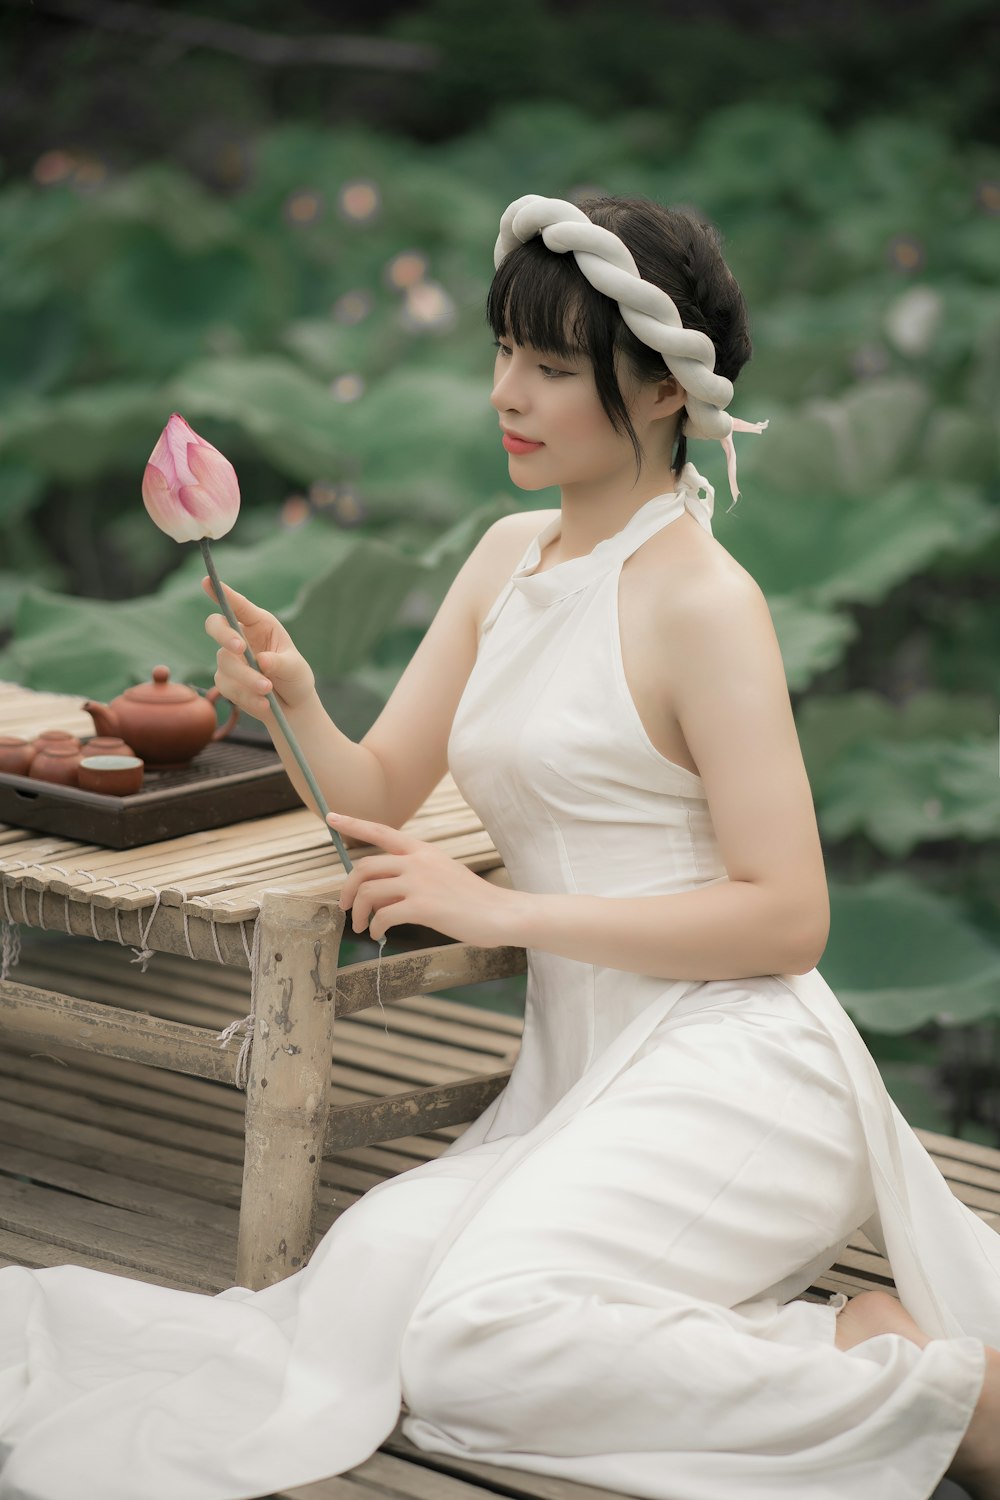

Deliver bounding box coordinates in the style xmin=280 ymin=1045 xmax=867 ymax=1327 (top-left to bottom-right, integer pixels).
xmin=82 ymin=700 xmax=119 ymax=738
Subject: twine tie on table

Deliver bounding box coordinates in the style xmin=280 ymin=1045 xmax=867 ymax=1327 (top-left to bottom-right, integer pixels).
xmin=1 ymin=858 xmax=51 ymax=980
xmin=1 ymin=913 xmax=20 ymax=982
xmin=0 ymin=856 xmax=254 ymax=971
xmin=216 ymin=913 xmax=264 ymax=1091
xmin=367 ymin=934 xmax=389 ymax=1035
xmin=215 ymin=927 xmax=388 ymax=1093
xmin=1 ymin=863 xmax=162 ymax=970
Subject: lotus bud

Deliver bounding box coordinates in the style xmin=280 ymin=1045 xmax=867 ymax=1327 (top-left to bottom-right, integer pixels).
xmin=142 ymin=413 xmax=240 ymax=543
xmin=139 ymin=410 xmax=356 ymax=880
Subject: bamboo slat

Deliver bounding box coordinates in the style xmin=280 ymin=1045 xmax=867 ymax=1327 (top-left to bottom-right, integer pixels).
xmin=0 ymin=1228 xmax=206 ymax=1294
xmin=379 ymin=1419 xmax=659 ymax=1500
xmin=0 ymin=682 xmax=95 ymax=738
xmin=286 ymin=1447 xmax=507 ymax=1500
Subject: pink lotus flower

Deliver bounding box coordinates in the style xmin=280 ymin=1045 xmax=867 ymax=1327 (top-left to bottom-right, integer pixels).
xmin=138 ymin=409 xmax=357 ymax=906
xmin=142 ymin=413 xmax=240 ymax=542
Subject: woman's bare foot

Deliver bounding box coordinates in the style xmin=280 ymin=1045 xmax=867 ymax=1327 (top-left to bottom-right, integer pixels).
xmin=833 ymin=1289 xmax=930 ymax=1352
xmin=833 ymin=1290 xmax=1000 ymax=1499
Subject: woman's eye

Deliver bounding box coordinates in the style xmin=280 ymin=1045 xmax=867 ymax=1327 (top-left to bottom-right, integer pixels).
xmin=492 ymin=341 xmax=568 ymax=377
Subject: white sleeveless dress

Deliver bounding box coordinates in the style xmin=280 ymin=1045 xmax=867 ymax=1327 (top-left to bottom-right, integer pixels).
xmin=1 ymin=461 xmax=998 ymax=1500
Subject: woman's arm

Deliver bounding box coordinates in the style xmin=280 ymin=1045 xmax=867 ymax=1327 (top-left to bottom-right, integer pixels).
xmin=498 ymin=880 xmax=819 ymax=981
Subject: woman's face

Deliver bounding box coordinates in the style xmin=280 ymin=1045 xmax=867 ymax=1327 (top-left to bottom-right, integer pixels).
xmin=489 ymin=332 xmax=683 ymax=497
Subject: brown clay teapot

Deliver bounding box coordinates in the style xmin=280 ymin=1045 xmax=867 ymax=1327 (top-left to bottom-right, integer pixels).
xmin=83 ymin=666 xmax=240 ymax=770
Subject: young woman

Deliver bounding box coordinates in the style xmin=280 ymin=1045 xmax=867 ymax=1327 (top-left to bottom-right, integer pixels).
xmin=2 ymin=193 xmax=999 ymax=1500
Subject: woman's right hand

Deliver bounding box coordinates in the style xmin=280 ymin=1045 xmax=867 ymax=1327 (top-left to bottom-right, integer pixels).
xmin=201 ymin=576 xmax=316 ymax=721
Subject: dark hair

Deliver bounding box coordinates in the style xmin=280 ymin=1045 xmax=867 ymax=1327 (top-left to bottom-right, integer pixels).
xmin=487 ymin=194 xmax=753 ymax=481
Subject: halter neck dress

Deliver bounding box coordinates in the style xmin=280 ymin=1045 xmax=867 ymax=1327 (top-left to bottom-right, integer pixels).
xmin=1 ymin=462 xmax=998 ymax=1500
xmin=441 ymin=460 xmax=728 ymax=1139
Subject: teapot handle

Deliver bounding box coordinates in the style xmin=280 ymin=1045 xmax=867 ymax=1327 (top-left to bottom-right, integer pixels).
xmin=205 ymin=686 xmax=241 ymax=742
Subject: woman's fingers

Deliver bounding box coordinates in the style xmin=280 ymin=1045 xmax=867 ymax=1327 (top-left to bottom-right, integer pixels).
xmin=204 ymin=612 xmax=246 ymax=651
xmin=200 ymin=575 xmax=268 ymax=627
xmin=202 ymin=580 xmax=286 ymax=657
xmin=200 ymin=578 xmax=311 ymax=712
xmin=215 ymin=643 xmax=271 ymax=689
xmin=214 ymin=653 xmax=273 ymax=710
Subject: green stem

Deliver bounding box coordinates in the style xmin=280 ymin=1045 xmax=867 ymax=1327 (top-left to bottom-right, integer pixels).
xmin=200 ymin=538 xmax=353 ymax=874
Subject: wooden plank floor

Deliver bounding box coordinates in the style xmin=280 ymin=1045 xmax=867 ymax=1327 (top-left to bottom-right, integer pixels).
xmin=2 ymin=930 xmax=996 ymax=1500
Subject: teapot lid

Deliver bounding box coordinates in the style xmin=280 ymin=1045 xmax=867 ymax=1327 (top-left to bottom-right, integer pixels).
xmin=123 ymin=665 xmax=197 ymax=705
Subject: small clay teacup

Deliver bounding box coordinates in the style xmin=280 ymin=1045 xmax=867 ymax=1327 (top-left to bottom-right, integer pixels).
xmin=77 ymin=755 xmax=145 ymax=796
xmin=0 ymin=736 xmax=37 ymax=775
xmin=82 ymin=735 xmax=136 ymax=759
xmin=33 ymin=729 xmax=81 ymax=748
xmin=30 ymin=743 xmax=82 ymax=786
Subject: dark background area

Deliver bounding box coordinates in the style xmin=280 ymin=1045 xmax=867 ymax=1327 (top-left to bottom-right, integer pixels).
xmin=2 ymin=0 xmax=997 ymax=181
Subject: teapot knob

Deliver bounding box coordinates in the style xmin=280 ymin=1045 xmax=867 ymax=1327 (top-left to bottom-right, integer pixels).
xmin=152 ymin=666 xmax=171 ymax=683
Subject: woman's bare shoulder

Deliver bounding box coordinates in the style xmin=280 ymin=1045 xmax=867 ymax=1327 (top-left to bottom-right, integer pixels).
xmin=629 ymin=506 xmax=748 ymax=596
xmin=488 ymin=506 xmax=561 ymax=565
xmin=502 ymin=506 xmax=562 ymax=538
xmin=472 ymin=508 xmax=560 ymax=633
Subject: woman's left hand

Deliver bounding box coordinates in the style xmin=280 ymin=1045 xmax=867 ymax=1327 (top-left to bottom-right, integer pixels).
xmin=330 ymin=812 xmax=514 ymax=947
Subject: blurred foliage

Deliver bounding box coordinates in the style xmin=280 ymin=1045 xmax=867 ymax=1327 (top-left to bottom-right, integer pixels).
xmin=1 ymin=0 xmax=997 ymax=167
xmin=0 ymin=59 xmax=998 ymax=1137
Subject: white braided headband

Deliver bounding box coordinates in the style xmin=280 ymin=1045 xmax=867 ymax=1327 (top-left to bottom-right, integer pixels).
xmin=495 ymin=194 xmax=769 ymax=508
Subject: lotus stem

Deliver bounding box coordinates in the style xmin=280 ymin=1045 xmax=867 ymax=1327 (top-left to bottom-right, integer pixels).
xmin=200 ymin=538 xmax=353 ymax=873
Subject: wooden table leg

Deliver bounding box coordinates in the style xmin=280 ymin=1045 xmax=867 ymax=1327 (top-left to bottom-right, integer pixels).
xmin=235 ymin=889 xmax=344 ymax=1290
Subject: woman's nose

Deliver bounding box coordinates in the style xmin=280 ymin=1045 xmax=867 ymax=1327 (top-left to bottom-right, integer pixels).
xmin=490 ymin=368 xmax=524 ymax=411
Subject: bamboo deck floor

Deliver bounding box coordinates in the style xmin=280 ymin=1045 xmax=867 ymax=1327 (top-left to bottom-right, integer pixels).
xmin=4 ymin=937 xmax=999 ymax=1500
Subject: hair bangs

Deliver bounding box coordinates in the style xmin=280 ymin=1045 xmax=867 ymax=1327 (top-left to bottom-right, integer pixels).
xmin=487 ymin=238 xmax=594 ymax=363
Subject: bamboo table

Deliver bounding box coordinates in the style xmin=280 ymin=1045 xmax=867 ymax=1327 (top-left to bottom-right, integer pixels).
xmin=0 ymin=681 xmax=525 ymax=1289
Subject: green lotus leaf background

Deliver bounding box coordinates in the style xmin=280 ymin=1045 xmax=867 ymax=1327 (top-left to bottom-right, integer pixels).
xmin=821 ymin=872 xmax=1000 ymax=1033
xmin=817 ymin=736 xmax=1000 ymax=857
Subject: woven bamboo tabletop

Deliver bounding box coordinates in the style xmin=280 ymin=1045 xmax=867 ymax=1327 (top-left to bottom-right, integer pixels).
xmin=0 ymin=680 xmax=502 ymax=927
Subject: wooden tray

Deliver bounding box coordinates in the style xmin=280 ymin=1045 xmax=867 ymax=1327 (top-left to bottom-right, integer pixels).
xmin=0 ymin=731 xmax=302 ymax=848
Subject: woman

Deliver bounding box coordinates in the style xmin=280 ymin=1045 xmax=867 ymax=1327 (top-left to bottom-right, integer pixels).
xmin=2 ymin=193 xmax=998 ymax=1500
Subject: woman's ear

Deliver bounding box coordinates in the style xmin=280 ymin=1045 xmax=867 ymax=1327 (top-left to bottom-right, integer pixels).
xmin=651 ymin=375 xmax=687 ymax=420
